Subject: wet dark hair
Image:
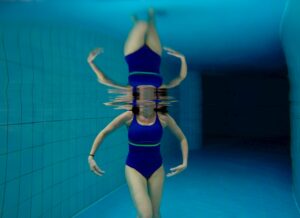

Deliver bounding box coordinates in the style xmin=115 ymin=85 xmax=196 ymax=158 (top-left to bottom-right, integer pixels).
xmin=132 ymin=106 xmax=139 ymax=114
xmin=156 ymin=105 xmax=168 ymax=114
xmin=131 ymin=105 xmax=168 ymax=115
xmin=132 ymin=90 xmax=139 ymax=98
xmin=131 ymin=87 xmax=169 ymax=115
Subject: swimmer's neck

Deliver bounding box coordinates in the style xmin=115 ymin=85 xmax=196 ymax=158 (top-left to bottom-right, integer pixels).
xmin=139 ymin=107 xmax=156 ymax=119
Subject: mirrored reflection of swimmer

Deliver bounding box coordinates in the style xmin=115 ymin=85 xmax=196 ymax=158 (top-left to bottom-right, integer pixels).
xmin=87 ymin=8 xmax=188 ymax=218
xmin=87 ymin=15 xmax=187 ymax=90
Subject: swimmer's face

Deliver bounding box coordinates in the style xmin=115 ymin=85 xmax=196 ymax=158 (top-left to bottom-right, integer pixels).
xmin=136 ymin=100 xmax=156 ymax=108
xmin=136 ymin=85 xmax=156 ymax=108
xmin=136 ymin=85 xmax=156 ymax=101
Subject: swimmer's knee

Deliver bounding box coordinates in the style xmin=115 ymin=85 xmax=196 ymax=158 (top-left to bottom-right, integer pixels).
xmin=137 ymin=209 xmax=153 ymax=218
xmin=152 ymin=208 xmax=161 ymax=218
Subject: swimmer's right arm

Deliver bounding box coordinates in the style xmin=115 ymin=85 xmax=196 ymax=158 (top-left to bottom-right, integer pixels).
xmin=88 ymin=111 xmax=132 ymax=176
xmin=87 ymin=48 xmax=130 ymax=90
xmin=89 ymin=111 xmax=131 ymax=158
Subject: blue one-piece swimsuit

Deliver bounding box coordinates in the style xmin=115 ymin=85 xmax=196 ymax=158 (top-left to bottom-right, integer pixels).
xmin=126 ymin=111 xmax=163 ymax=180
xmin=124 ymin=44 xmax=164 ymax=180
xmin=125 ymin=44 xmax=163 ymax=88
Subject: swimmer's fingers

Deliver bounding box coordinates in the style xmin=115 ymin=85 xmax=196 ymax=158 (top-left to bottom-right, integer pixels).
xmin=88 ymin=158 xmax=105 ymax=176
xmin=87 ymin=48 xmax=104 ymax=62
xmin=93 ymin=164 xmax=105 ymax=176
xmin=92 ymin=168 xmax=102 ymax=176
xmin=163 ymin=46 xmax=184 ymax=58
xmin=166 ymin=171 xmax=178 ymax=177
xmin=91 ymin=47 xmax=104 ymax=55
xmin=167 ymin=52 xmax=182 ymax=58
xmin=163 ymin=46 xmax=176 ymax=53
xmin=166 ymin=164 xmax=187 ymax=177
xmin=91 ymin=164 xmax=105 ymax=176
xmin=163 ymin=46 xmax=180 ymax=54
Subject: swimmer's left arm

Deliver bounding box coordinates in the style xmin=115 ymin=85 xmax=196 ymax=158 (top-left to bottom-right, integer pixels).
xmin=160 ymin=47 xmax=187 ymax=89
xmin=87 ymin=48 xmax=130 ymax=90
xmin=165 ymin=114 xmax=189 ymax=166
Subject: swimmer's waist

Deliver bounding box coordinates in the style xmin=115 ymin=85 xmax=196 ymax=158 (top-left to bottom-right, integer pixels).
xmin=129 ymin=71 xmax=162 ymax=77
xmin=128 ymin=140 xmax=161 ymax=147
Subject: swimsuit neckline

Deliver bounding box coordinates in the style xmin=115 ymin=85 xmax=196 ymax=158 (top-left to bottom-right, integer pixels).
xmin=135 ymin=112 xmax=158 ymax=126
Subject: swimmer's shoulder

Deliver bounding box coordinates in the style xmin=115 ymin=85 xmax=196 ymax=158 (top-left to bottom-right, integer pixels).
xmin=157 ymin=112 xmax=169 ymax=128
xmin=122 ymin=111 xmax=134 ymax=127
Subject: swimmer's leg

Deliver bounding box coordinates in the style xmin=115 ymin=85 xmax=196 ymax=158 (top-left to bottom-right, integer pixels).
xmin=124 ymin=15 xmax=148 ymax=56
xmin=125 ymin=165 xmax=153 ymax=218
xmin=148 ymin=165 xmax=165 ymax=218
xmin=145 ymin=8 xmax=162 ymax=56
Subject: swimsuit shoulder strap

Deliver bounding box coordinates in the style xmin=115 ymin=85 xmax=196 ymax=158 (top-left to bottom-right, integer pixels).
xmin=133 ymin=112 xmax=137 ymax=122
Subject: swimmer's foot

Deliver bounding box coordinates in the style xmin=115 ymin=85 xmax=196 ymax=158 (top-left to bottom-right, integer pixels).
xmin=132 ymin=8 xmax=159 ymax=23
xmin=131 ymin=14 xmax=139 ymax=24
xmin=148 ymin=7 xmax=155 ymax=22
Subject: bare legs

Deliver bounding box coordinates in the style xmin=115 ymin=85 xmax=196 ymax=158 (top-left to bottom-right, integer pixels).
xmin=145 ymin=8 xmax=162 ymax=56
xmin=125 ymin=165 xmax=165 ymax=218
xmin=125 ymin=165 xmax=153 ymax=218
xmin=124 ymin=8 xmax=162 ymax=57
xmin=123 ymin=19 xmax=148 ymax=56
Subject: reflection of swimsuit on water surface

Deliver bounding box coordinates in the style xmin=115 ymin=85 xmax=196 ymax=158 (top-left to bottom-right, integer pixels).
xmin=124 ymin=45 xmax=164 ymax=180
xmin=125 ymin=44 xmax=163 ymax=88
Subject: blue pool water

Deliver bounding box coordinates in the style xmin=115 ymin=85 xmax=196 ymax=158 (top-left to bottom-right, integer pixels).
xmin=1 ymin=1 xmax=300 ymax=218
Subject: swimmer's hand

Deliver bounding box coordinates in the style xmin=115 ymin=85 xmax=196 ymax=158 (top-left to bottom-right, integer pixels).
xmin=88 ymin=156 xmax=105 ymax=176
xmin=163 ymin=47 xmax=185 ymax=59
xmin=166 ymin=163 xmax=187 ymax=177
xmin=87 ymin=47 xmax=104 ymax=63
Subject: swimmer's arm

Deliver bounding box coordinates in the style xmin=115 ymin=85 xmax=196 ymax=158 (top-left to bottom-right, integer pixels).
xmin=165 ymin=114 xmax=189 ymax=166
xmin=160 ymin=48 xmax=187 ymax=89
xmin=88 ymin=61 xmax=130 ymax=89
xmin=87 ymin=48 xmax=130 ymax=89
xmin=89 ymin=111 xmax=131 ymax=157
